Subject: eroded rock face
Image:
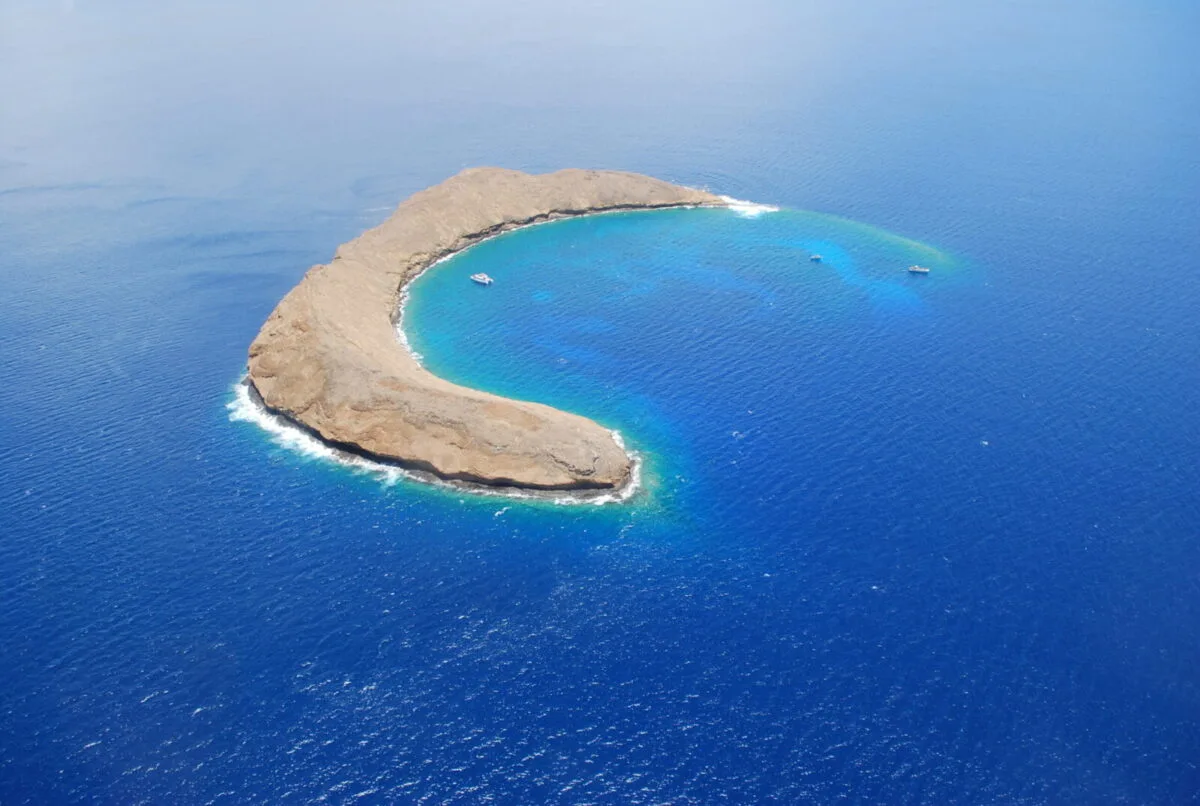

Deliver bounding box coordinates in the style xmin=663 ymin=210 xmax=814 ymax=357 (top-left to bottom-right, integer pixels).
xmin=247 ymin=168 xmax=724 ymax=492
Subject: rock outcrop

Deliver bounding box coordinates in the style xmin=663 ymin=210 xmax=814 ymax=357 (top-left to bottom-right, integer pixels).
xmin=246 ymin=167 xmax=724 ymax=492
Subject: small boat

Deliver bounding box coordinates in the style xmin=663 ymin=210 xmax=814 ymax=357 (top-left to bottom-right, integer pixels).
xmin=907 ymin=265 xmax=931 ymax=274
xmin=810 ymin=254 xmax=823 ymax=263
xmin=470 ymin=273 xmax=494 ymax=285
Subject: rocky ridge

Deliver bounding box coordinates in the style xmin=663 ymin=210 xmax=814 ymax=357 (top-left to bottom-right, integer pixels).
xmin=247 ymin=167 xmax=725 ymax=492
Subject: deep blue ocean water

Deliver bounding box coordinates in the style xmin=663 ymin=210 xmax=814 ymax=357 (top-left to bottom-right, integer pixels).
xmin=2 ymin=1 xmax=1199 ymax=803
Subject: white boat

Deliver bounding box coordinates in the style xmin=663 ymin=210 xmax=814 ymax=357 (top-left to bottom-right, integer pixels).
xmin=470 ymin=273 xmax=494 ymax=285
xmin=907 ymin=265 xmax=931 ymax=274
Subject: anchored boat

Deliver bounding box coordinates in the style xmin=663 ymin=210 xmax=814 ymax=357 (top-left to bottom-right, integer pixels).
xmin=907 ymin=265 xmax=931 ymax=274
xmin=810 ymin=254 xmax=823 ymax=263
xmin=470 ymin=273 xmax=494 ymax=285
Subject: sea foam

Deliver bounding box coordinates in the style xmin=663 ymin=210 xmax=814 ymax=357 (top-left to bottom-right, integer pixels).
xmin=720 ymin=196 xmax=780 ymax=218
xmin=227 ymin=380 xmax=641 ymax=505
xmin=227 ymin=381 xmax=406 ymax=484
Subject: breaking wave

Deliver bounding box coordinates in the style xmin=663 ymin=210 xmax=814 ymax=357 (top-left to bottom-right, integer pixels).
xmin=719 ymin=195 xmax=780 ymax=218
xmin=227 ymin=379 xmax=642 ymax=506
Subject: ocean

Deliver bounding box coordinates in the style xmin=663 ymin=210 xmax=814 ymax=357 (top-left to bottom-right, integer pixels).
xmin=1 ymin=1 xmax=1198 ymax=803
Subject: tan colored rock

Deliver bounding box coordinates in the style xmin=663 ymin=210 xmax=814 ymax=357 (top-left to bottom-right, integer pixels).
xmin=247 ymin=167 xmax=724 ymax=492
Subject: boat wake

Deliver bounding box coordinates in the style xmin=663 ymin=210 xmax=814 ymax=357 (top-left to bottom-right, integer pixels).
xmin=227 ymin=379 xmax=642 ymax=506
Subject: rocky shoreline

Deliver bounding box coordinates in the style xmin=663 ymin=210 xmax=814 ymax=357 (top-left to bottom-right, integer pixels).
xmin=246 ymin=168 xmax=725 ymax=493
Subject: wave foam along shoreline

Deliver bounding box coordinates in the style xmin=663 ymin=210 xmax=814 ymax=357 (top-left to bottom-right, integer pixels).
xmin=228 ymin=379 xmax=644 ymax=506
xmin=720 ymin=195 xmax=780 ymax=218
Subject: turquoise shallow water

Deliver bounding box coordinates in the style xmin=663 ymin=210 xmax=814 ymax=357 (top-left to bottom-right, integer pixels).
xmin=2 ymin=0 xmax=1199 ymax=803
xmin=404 ymin=206 xmax=961 ymax=511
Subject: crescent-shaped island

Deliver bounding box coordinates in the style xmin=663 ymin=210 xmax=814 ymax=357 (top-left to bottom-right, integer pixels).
xmin=246 ymin=168 xmax=726 ymax=495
